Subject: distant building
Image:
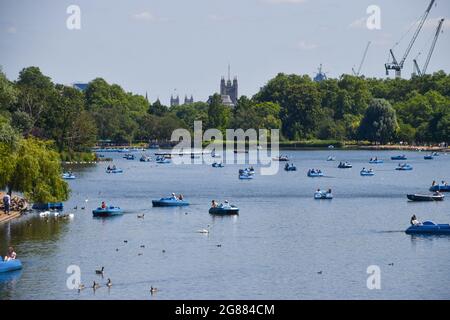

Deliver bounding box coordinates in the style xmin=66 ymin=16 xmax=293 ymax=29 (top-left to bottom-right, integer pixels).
xmin=170 ymin=95 xmax=180 ymax=107
xmin=72 ymin=83 xmax=88 ymax=91
xmin=184 ymin=95 xmax=194 ymax=105
xmin=220 ymin=65 xmax=238 ymax=107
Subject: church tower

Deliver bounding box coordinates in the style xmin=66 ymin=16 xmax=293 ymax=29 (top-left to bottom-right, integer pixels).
xmin=220 ymin=65 xmax=238 ymax=107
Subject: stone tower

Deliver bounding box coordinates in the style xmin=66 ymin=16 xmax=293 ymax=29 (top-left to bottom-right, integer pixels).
xmin=220 ymin=65 xmax=238 ymax=107
xmin=170 ymin=95 xmax=180 ymax=107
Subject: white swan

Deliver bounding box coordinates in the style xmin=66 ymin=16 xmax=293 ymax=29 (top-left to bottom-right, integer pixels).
xmin=39 ymin=211 xmax=50 ymax=217
xmin=196 ymin=225 xmax=210 ymax=234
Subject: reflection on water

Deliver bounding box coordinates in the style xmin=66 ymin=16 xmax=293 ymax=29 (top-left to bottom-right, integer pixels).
xmin=0 ymin=150 xmax=450 ymax=300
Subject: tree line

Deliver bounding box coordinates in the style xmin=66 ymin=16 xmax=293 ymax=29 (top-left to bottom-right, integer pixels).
xmin=1 ymin=66 xmax=449 ymax=153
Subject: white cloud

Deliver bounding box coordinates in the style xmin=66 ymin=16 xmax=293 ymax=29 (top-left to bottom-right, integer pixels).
xmin=297 ymin=40 xmax=317 ymax=50
xmin=264 ymin=0 xmax=307 ymax=4
xmin=6 ymin=26 xmax=17 ymax=34
xmin=349 ymin=17 xmax=366 ymax=29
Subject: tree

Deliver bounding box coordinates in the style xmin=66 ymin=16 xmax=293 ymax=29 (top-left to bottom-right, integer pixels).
xmin=358 ymin=99 xmax=398 ymax=143
xmin=207 ymin=93 xmax=230 ymax=131
xmin=149 ymin=99 xmax=168 ymax=116
xmin=0 ymin=137 xmax=69 ymax=202
xmin=0 ymin=67 xmax=17 ymax=112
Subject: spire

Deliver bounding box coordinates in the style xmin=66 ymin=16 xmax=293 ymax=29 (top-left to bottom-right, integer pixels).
xmin=228 ymin=63 xmax=231 ymax=81
xmin=145 ymin=91 xmax=148 ymax=102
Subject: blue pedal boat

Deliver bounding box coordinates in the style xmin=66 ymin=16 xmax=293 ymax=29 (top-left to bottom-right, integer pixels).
xmin=338 ymin=163 xmax=352 ymax=168
xmin=106 ymin=168 xmax=123 ymax=174
xmin=405 ymin=221 xmax=450 ymax=235
xmin=239 ymin=174 xmax=253 ymax=180
xmin=212 ymin=162 xmax=224 ymax=168
xmin=62 ymin=173 xmax=76 ymax=179
xmin=32 ymin=202 xmax=64 ymax=210
xmin=92 ymin=206 xmax=123 ymax=217
xmin=396 ymin=164 xmax=413 ymax=171
xmin=391 ymin=155 xmax=407 ymax=160
xmin=360 ymin=169 xmax=375 ymax=176
xmin=307 ymin=170 xmax=324 ymax=177
xmin=284 ymin=164 xmax=297 ymax=171
xmin=152 ymin=198 xmax=189 ymax=207
xmin=314 ymin=191 xmax=333 ymax=199
xmin=369 ymin=159 xmax=383 ymax=164
xmin=209 ymin=205 xmax=239 ymax=215
xmin=0 ymin=259 xmax=23 ymax=273
xmin=429 ymin=185 xmax=450 ymax=192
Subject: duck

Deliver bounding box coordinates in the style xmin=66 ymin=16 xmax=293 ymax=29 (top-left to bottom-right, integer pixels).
xmin=81 ymin=207 xmax=85 ymax=210
xmin=106 ymin=279 xmax=112 ymax=288
xmin=138 ymin=253 xmax=143 ymax=256
xmin=216 ymin=244 xmax=222 ymax=247
xmin=92 ymin=281 xmax=100 ymax=290
xmin=317 ymin=271 xmax=323 ymax=274
xmin=73 ymin=206 xmax=78 ymax=210
xmin=388 ymin=263 xmax=394 ymax=266
xmin=95 ymin=266 xmax=104 ymax=275
xmin=137 ymin=214 xmax=145 ymax=219
xmin=150 ymin=286 xmax=158 ymax=294
xmin=162 ymin=249 xmax=166 ymax=253
xmin=124 ymin=240 xmax=128 ymax=243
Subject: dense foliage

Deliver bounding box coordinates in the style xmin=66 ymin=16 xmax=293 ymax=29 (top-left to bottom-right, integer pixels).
xmin=1 ymin=66 xmax=449 ymax=147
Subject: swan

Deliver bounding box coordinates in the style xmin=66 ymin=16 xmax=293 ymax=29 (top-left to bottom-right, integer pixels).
xmin=39 ymin=211 xmax=50 ymax=217
xmin=68 ymin=213 xmax=74 ymax=219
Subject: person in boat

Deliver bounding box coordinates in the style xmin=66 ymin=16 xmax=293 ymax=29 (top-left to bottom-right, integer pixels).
xmin=4 ymin=247 xmax=16 ymax=261
xmin=431 ymin=180 xmax=436 ymax=186
xmin=327 ymin=188 xmax=332 ymax=194
xmin=101 ymin=201 xmax=107 ymax=209
xmin=410 ymin=214 xmax=420 ymax=226
xmin=178 ymin=194 xmax=184 ymax=200
xmin=211 ymin=200 xmax=217 ymax=208
xmin=362 ymin=167 xmax=366 ymax=172
xmin=171 ymin=193 xmax=177 ymax=200
xmin=222 ymin=200 xmax=230 ymax=208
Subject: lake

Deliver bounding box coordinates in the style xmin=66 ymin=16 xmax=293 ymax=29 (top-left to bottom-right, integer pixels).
xmin=1 ymin=150 xmax=449 ymax=300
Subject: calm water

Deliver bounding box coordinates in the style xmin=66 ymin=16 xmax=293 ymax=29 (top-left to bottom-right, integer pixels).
xmin=1 ymin=150 xmax=449 ymax=300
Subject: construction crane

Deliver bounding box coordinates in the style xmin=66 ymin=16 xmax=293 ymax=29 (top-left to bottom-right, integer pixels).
xmin=352 ymin=41 xmax=371 ymax=76
xmin=413 ymin=18 xmax=444 ymax=76
xmin=385 ymin=0 xmax=435 ymax=78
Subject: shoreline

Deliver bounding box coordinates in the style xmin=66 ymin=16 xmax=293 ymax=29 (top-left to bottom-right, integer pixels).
xmin=0 ymin=211 xmax=22 ymax=224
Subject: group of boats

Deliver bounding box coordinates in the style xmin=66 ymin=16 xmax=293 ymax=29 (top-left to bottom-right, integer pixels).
xmin=92 ymin=194 xmax=239 ymax=217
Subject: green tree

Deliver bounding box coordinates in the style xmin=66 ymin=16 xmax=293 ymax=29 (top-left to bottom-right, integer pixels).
xmin=207 ymin=93 xmax=230 ymax=131
xmin=358 ymin=99 xmax=398 ymax=143
xmin=0 ymin=137 xmax=69 ymax=202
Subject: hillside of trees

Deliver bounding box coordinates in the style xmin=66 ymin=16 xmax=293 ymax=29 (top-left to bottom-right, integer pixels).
xmin=1 ymin=66 xmax=449 ymax=157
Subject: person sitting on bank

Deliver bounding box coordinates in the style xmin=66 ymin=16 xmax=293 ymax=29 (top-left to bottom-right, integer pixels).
xmin=410 ymin=214 xmax=421 ymax=226
xmin=4 ymin=247 xmax=16 ymax=261
xmin=2 ymin=193 xmax=11 ymax=215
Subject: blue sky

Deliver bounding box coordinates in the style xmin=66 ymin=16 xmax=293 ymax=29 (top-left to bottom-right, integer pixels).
xmin=1 ymin=0 xmax=449 ymax=104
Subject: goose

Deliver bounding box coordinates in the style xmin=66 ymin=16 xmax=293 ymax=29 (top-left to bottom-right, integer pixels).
xmin=95 ymin=266 xmax=104 ymax=275
xmin=150 ymin=286 xmax=158 ymax=294
xmin=138 ymin=253 xmax=143 ymax=256
xmin=140 ymin=245 xmax=145 ymax=248
xmin=73 ymin=206 xmax=78 ymax=210
xmin=106 ymin=279 xmax=112 ymax=288
xmin=78 ymin=284 xmax=85 ymax=292
xmin=216 ymin=244 xmax=222 ymax=247
xmin=92 ymin=281 xmax=100 ymax=290
xmin=123 ymin=240 xmax=128 ymax=243
xmin=388 ymin=263 xmax=394 ymax=266
xmin=317 ymin=271 xmax=323 ymax=275
xmin=81 ymin=207 xmax=85 ymax=210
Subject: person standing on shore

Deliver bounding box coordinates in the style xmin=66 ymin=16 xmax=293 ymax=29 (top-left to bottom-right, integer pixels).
xmin=2 ymin=193 xmax=11 ymax=215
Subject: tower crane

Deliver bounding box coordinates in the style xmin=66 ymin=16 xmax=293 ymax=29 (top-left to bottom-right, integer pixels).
xmin=413 ymin=18 xmax=444 ymax=76
xmin=352 ymin=41 xmax=371 ymax=76
xmin=385 ymin=0 xmax=435 ymax=78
